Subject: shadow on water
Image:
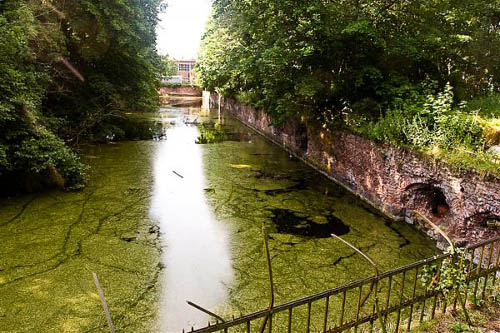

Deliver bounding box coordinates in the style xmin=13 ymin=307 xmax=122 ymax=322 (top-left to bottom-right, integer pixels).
xmin=270 ymin=208 xmax=350 ymax=238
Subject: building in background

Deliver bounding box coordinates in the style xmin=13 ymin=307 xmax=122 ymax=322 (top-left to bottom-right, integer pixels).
xmin=162 ymin=59 xmax=197 ymax=85
xmin=177 ymin=59 xmax=196 ymax=83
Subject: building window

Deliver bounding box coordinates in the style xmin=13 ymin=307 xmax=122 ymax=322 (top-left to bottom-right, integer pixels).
xmin=178 ymin=64 xmax=191 ymax=71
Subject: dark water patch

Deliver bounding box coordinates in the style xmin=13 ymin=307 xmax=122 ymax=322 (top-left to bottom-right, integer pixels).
xmin=270 ymin=208 xmax=350 ymax=238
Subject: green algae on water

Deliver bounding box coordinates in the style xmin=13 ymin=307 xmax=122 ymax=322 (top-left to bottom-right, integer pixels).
xmin=199 ymin=111 xmax=439 ymax=328
xmin=0 ymin=141 xmax=162 ymax=332
xmin=0 ymin=107 xmax=439 ymax=332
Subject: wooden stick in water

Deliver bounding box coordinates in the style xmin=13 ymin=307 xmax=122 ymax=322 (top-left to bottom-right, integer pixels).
xmin=93 ymin=273 xmax=115 ymax=333
xmin=187 ymin=301 xmax=226 ymax=323
xmin=173 ymin=171 xmax=184 ymax=178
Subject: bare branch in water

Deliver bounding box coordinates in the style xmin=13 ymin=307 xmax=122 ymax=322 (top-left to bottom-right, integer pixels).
xmin=173 ymin=171 xmax=184 ymax=178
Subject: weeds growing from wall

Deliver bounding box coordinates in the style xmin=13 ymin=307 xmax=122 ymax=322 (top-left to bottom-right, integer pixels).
xmin=351 ymin=84 xmax=499 ymax=176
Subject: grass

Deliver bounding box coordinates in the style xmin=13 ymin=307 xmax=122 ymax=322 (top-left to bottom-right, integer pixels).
xmin=422 ymin=146 xmax=499 ymax=178
xmin=410 ymin=302 xmax=499 ymax=332
xmin=410 ymin=281 xmax=500 ymax=333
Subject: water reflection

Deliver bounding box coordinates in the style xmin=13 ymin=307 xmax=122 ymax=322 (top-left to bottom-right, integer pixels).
xmin=150 ymin=105 xmax=437 ymax=332
xmin=150 ymin=108 xmax=233 ymax=332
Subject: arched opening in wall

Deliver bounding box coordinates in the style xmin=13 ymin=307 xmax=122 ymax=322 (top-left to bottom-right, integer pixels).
xmin=401 ymin=183 xmax=450 ymax=218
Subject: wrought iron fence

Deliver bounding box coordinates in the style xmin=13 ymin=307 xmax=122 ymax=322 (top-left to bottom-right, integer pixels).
xmin=185 ymin=236 xmax=500 ymax=333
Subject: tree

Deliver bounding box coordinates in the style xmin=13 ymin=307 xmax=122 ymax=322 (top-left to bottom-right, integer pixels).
xmin=0 ymin=0 xmax=165 ymax=193
xmin=160 ymin=55 xmax=179 ymax=80
xmin=197 ymin=0 xmax=500 ymax=123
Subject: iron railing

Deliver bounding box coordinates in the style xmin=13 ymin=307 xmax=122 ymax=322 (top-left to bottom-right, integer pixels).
xmin=184 ymin=236 xmax=500 ymax=333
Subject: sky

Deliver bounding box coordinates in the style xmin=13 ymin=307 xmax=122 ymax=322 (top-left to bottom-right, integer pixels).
xmin=156 ymin=0 xmax=212 ymax=60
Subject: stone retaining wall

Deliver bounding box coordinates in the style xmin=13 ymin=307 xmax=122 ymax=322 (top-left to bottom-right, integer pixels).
xmin=159 ymin=85 xmax=202 ymax=96
xmin=207 ymin=92 xmax=500 ymax=248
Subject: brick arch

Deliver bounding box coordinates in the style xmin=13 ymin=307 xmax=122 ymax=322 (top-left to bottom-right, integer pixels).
xmin=401 ymin=182 xmax=450 ymax=218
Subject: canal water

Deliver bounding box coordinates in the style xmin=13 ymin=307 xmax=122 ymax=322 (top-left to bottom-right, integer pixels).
xmin=0 ymin=105 xmax=438 ymax=332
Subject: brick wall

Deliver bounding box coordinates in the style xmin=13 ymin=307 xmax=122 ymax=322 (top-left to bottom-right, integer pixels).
xmin=208 ymin=92 xmax=500 ymax=248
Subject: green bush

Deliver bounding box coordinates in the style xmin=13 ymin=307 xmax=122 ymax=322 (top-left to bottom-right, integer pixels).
xmin=357 ymin=84 xmax=498 ymax=175
xmin=437 ymin=113 xmax=485 ymax=150
xmin=10 ymin=130 xmax=88 ymax=190
xmin=367 ymin=84 xmax=485 ymax=149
